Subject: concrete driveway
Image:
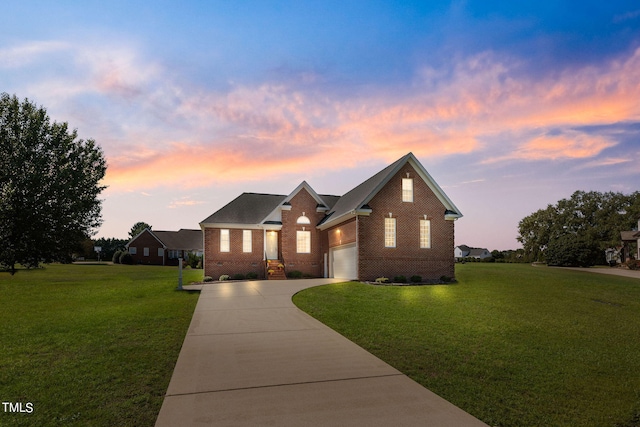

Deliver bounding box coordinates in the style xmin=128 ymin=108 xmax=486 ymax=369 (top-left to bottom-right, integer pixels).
xmin=155 ymin=279 xmax=488 ymax=426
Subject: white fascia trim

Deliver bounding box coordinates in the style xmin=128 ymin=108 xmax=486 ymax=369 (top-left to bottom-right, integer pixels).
xmin=407 ymin=156 xmax=463 ymax=218
xmin=318 ymin=211 xmax=358 ymax=231
xmin=284 ymin=180 xmax=328 ymax=206
xmin=262 ymin=223 xmax=283 ymax=231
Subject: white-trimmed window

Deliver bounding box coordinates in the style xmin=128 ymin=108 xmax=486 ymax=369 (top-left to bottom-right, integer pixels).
xmin=243 ymin=230 xmax=252 ymax=253
xmin=297 ymin=213 xmax=311 ymax=224
xmin=158 ymin=248 xmax=164 ymax=257
xmin=402 ymin=178 xmax=413 ymax=202
xmin=297 ymin=230 xmax=311 ymax=253
xmin=384 ymin=218 xmax=396 ymax=247
xmin=220 ymin=229 xmax=230 ymax=252
xmin=420 ymin=219 xmax=431 ymax=248
xmin=144 ymin=247 xmax=149 ymax=257
xmin=129 ymin=247 xmax=137 ymax=255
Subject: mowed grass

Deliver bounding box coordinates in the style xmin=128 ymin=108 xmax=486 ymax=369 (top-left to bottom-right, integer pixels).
xmin=0 ymin=263 xmax=200 ymax=426
xmin=293 ymin=263 xmax=640 ymax=427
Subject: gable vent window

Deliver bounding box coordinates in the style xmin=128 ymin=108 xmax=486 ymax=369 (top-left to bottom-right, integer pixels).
xmin=297 ymin=213 xmax=311 ymax=224
xmin=402 ymin=178 xmax=413 ymax=202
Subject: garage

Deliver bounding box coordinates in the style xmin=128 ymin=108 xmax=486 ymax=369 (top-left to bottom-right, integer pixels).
xmin=330 ymin=243 xmax=357 ymax=279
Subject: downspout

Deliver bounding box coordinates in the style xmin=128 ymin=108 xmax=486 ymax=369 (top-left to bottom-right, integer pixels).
xmin=355 ymin=214 xmax=359 ymax=280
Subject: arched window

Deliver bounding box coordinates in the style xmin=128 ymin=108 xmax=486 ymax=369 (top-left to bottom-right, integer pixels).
xmin=297 ymin=213 xmax=311 ymax=225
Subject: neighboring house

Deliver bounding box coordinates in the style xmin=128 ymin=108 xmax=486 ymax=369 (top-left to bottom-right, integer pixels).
xmin=126 ymin=228 xmax=203 ymax=266
xmin=455 ymin=245 xmax=492 ymax=260
xmin=200 ymin=153 xmax=462 ymax=280
xmin=620 ymin=217 xmax=640 ymax=261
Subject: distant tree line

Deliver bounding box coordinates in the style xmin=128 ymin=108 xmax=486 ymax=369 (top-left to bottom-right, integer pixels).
xmin=517 ymin=190 xmax=640 ymax=266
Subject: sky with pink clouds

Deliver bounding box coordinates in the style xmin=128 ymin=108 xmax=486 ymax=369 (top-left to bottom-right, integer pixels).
xmin=2 ymin=1 xmax=639 ymax=250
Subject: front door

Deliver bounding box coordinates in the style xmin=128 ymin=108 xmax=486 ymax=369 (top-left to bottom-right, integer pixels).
xmin=266 ymin=231 xmax=278 ymax=259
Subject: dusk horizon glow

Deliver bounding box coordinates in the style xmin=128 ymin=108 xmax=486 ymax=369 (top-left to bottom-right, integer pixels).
xmin=2 ymin=1 xmax=639 ymax=250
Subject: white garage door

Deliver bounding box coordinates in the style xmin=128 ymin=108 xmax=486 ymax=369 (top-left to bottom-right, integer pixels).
xmin=331 ymin=243 xmax=357 ymax=279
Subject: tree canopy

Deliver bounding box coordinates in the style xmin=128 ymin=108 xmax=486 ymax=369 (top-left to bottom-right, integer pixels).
xmin=517 ymin=190 xmax=640 ymax=265
xmin=129 ymin=222 xmax=152 ymax=240
xmin=0 ymin=93 xmax=106 ymax=274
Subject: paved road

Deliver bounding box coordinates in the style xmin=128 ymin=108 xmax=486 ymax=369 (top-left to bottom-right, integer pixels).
xmin=155 ymin=279 xmax=488 ymax=426
xmin=558 ymin=266 xmax=640 ymax=279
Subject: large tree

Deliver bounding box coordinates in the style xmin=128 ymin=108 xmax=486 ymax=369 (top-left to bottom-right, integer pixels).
xmin=128 ymin=221 xmax=152 ymax=240
xmin=517 ymin=190 xmax=640 ymax=265
xmin=0 ymin=93 xmax=106 ymax=274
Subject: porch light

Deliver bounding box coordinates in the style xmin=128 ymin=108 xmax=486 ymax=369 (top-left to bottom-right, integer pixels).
xmin=389 ymin=212 xmax=393 ymax=218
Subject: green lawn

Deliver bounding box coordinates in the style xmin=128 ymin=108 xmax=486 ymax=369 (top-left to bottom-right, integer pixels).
xmin=0 ymin=263 xmax=200 ymax=426
xmin=293 ymin=263 xmax=640 ymax=427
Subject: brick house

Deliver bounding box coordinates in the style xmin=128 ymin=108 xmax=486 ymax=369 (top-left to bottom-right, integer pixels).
xmin=126 ymin=228 xmax=203 ymax=266
xmin=200 ymin=153 xmax=462 ymax=280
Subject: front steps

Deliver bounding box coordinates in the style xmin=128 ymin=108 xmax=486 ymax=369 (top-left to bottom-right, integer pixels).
xmin=267 ymin=260 xmax=286 ymax=280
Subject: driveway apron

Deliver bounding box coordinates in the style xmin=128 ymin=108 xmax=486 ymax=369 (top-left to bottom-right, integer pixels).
xmin=155 ymin=279 xmax=488 ymax=426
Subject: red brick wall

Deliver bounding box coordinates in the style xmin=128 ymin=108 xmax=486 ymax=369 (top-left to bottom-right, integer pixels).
xmin=327 ymin=218 xmax=356 ymax=248
xmin=357 ymin=164 xmax=456 ymax=281
xmin=203 ymin=228 xmax=265 ymax=279
xmin=128 ymin=230 xmax=164 ymax=265
xmin=281 ymin=188 xmax=325 ymax=277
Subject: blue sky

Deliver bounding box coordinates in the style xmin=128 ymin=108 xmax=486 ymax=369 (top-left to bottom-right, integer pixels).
xmin=2 ymin=1 xmax=639 ymax=250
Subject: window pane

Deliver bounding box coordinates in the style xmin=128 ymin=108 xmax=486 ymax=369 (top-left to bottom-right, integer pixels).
xmin=402 ymin=178 xmax=413 ymax=202
xmin=297 ymin=231 xmax=311 ymax=253
xmin=220 ymin=229 xmax=230 ymax=252
xmin=243 ymin=230 xmax=252 ymax=252
xmin=420 ymin=219 xmax=431 ymax=248
xmin=385 ymin=218 xmax=396 ymax=247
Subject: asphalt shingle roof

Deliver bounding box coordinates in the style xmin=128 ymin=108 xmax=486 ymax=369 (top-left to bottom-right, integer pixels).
xmin=200 ymin=193 xmax=287 ymax=225
xmin=153 ymin=229 xmax=203 ymax=250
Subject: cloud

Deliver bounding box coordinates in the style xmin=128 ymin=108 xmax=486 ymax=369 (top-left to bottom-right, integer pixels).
xmin=5 ymin=39 xmax=640 ymax=192
xmin=168 ymin=197 xmax=207 ymax=209
xmin=484 ymin=131 xmax=617 ymax=163
xmin=0 ymin=41 xmax=69 ymax=68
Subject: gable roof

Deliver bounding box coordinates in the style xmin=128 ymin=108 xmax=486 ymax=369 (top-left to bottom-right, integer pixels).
xmin=621 ymin=230 xmax=640 ymax=241
xmin=127 ymin=228 xmax=203 ymax=250
xmin=200 ymin=153 xmax=462 ymax=230
xmin=200 ymin=193 xmax=286 ymax=226
xmin=154 ymin=229 xmax=203 ymax=250
xmin=283 ymin=181 xmax=329 ymax=206
xmin=318 ymin=153 xmax=462 ymax=229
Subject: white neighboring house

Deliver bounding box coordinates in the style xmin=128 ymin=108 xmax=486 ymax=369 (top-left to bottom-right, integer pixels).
xmin=455 ymin=245 xmax=492 ymax=260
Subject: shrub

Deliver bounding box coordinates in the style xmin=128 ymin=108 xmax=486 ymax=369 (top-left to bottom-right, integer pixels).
xmin=410 ymin=275 xmax=422 ymax=283
xmin=119 ymin=252 xmax=134 ymax=265
xmin=626 ymin=259 xmax=639 ymax=270
xmin=439 ymin=275 xmax=452 ymax=283
xmin=232 ymin=273 xmax=245 ymax=280
xmin=375 ymin=277 xmax=389 ymax=283
xmin=393 ymin=275 xmax=407 ymax=283
xmin=287 ymin=270 xmax=303 ymax=279
xmin=246 ymin=272 xmax=258 ymax=280
xmin=187 ymin=253 xmax=202 ymax=269
xmin=219 ymin=274 xmax=230 ymax=281
xmin=545 ymin=234 xmax=603 ymax=267
xmin=203 ymin=276 xmax=214 ymax=282
xmin=112 ymin=250 xmax=122 ymax=264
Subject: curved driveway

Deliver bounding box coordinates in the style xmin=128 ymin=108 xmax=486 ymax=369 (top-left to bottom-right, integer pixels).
xmin=156 ymin=279 xmax=487 ymax=426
